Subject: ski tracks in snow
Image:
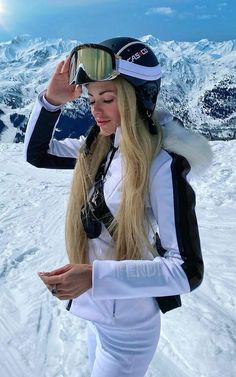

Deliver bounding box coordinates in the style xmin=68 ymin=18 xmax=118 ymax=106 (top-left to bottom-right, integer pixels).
xmin=0 ymin=144 xmax=89 ymax=377
xmin=0 ymin=141 xmax=236 ymax=377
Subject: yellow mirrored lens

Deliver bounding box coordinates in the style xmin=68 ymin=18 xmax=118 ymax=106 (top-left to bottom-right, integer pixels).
xmin=69 ymin=54 xmax=76 ymax=83
xmin=77 ymin=48 xmax=113 ymax=80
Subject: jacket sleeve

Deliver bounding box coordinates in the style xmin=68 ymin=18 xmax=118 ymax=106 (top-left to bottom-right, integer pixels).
xmin=91 ymin=150 xmax=203 ymax=300
xmin=24 ymin=94 xmax=85 ymax=169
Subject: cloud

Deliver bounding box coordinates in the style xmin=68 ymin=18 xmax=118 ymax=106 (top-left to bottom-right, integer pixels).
xmin=145 ymin=7 xmax=174 ymax=16
xmin=218 ymin=2 xmax=227 ymax=11
xmin=197 ymin=14 xmax=217 ymax=20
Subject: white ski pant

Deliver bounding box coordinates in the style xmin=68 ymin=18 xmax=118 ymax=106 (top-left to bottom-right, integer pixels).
xmin=86 ymin=315 xmax=161 ymax=377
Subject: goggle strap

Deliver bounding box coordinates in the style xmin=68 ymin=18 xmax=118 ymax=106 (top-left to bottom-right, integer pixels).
xmin=116 ymin=59 xmax=162 ymax=80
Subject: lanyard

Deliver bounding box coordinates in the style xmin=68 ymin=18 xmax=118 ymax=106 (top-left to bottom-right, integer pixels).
xmin=94 ymin=144 xmax=118 ymax=185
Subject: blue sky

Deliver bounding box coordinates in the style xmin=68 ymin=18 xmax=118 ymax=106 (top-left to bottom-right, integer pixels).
xmin=0 ymin=0 xmax=235 ymax=43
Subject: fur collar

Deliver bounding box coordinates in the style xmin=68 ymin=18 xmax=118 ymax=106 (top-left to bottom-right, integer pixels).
xmin=154 ymin=110 xmax=213 ymax=176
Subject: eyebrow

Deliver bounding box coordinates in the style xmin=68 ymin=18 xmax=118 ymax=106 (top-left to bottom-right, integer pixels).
xmin=88 ymin=90 xmax=115 ymax=96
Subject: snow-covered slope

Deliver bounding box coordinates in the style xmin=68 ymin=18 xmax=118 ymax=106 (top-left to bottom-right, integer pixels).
xmin=0 ymin=34 xmax=235 ymax=142
xmin=0 ymin=141 xmax=235 ymax=377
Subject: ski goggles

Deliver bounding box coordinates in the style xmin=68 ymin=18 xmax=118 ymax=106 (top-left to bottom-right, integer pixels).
xmin=69 ymin=43 xmax=162 ymax=85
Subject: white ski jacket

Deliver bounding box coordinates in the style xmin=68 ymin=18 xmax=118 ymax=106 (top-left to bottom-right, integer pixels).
xmin=24 ymin=93 xmax=212 ymax=326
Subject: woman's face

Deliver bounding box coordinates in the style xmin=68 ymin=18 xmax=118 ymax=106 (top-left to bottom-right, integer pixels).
xmin=87 ymin=81 xmax=121 ymax=136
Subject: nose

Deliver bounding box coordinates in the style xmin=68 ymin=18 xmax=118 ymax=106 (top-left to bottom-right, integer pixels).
xmin=91 ymin=101 xmax=104 ymax=116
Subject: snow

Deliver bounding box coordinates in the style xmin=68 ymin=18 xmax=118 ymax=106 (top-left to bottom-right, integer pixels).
xmin=0 ymin=35 xmax=235 ymax=142
xmin=0 ymin=141 xmax=235 ymax=376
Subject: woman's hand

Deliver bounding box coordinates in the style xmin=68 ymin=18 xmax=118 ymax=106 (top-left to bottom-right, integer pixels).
xmin=38 ymin=263 xmax=92 ymax=300
xmin=45 ymin=56 xmax=82 ymax=106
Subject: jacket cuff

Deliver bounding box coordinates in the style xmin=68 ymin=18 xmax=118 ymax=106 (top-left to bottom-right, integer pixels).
xmin=38 ymin=90 xmax=64 ymax=112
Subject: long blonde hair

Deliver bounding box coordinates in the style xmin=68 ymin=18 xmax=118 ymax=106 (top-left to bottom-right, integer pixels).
xmin=65 ymin=78 xmax=163 ymax=264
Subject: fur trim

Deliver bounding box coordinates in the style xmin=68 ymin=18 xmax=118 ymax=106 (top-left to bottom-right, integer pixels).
xmin=153 ymin=110 xmax=213 ymax=176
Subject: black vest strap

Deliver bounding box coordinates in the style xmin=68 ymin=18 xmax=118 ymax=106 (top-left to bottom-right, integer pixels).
xmin=94 ymin=144 xmax=118 ymax=235
xmin=80 ymin=144 xmax=118 ymax=239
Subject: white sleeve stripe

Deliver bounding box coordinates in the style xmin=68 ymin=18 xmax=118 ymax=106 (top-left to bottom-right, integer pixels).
xmin=48 ymin=136 xmax=85 ymax=158
xmin=23 ymin=99 xmax=48 ymax=160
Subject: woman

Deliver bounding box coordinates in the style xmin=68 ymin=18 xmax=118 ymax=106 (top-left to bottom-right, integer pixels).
xmin=24 ymin=37 xmax=212 ymax=376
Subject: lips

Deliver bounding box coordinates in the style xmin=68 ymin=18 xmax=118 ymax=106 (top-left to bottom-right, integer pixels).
xmin=96 ymin=119 xmax=110 ymax=125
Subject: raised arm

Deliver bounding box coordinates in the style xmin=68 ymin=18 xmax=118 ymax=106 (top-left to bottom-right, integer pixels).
xmin=24 ymin=57 xmax=85 ymax=169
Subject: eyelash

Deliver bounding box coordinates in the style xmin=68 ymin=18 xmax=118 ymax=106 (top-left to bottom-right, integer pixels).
xmin=89 ymin=99 xmax=114 ymax=105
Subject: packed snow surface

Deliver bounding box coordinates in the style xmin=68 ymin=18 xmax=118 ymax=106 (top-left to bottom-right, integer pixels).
xmin=0 ymin=140 xmax=235 ymax=377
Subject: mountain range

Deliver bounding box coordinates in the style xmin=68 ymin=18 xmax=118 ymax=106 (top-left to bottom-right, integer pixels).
xmin=0 ymin=34 xmax=235 ymax=142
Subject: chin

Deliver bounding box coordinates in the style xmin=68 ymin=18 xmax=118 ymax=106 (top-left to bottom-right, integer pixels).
xmin=100 ymin=129 xmax=114 ymax=136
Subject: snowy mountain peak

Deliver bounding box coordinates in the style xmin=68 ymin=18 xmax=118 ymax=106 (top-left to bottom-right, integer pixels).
xmin=140 ymin=34 xmax=161 ymax=47
xmin=0 ymin=34 xmax=235 ymax=142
